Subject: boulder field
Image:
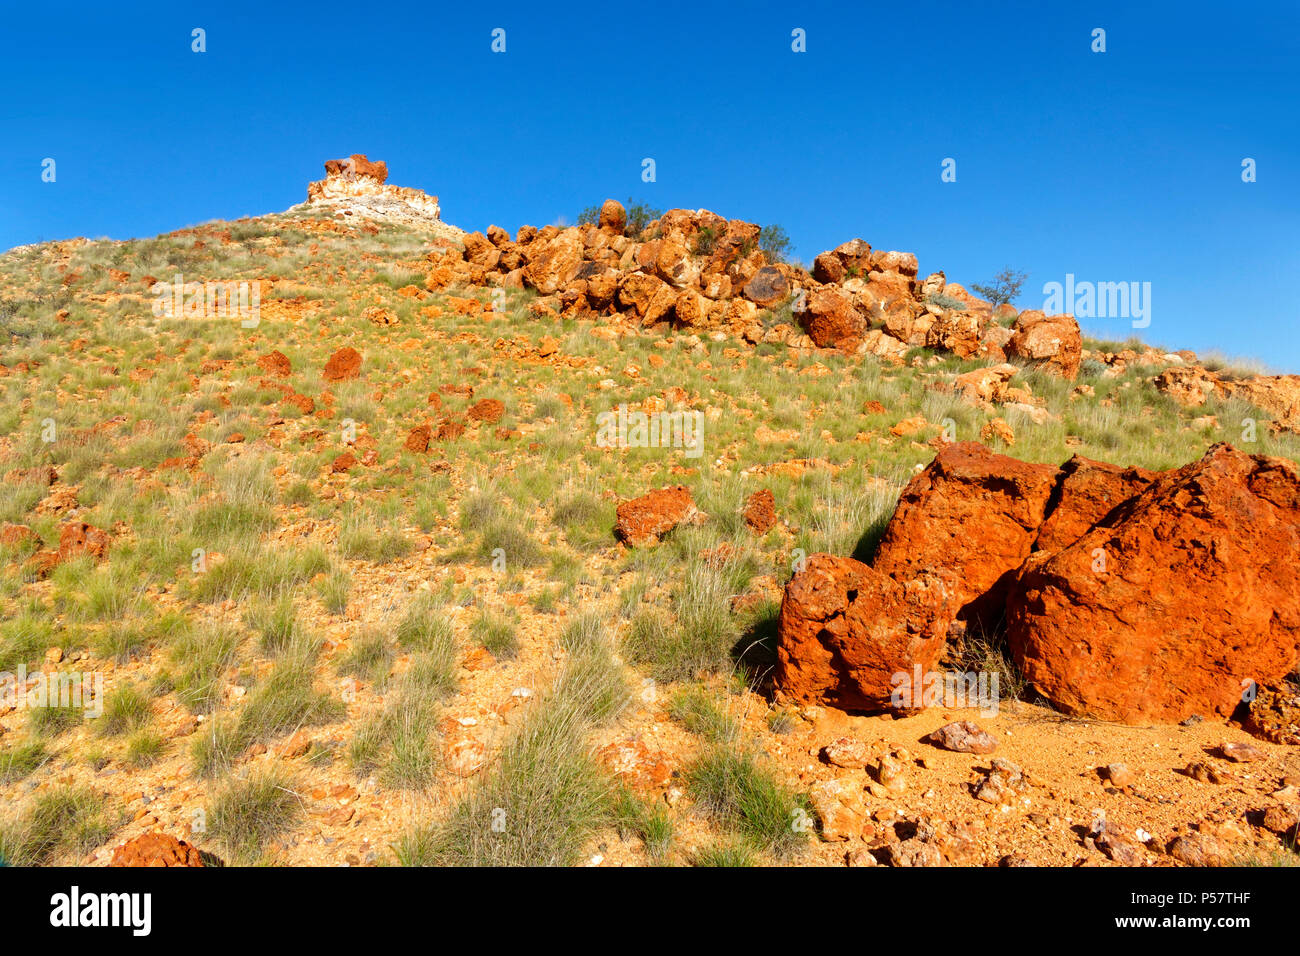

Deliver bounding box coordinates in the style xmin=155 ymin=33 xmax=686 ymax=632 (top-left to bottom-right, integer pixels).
xmin=430 ymin=195 xmax=1083 ymax=374
xmin=774 ymin=441 xmax=1300 ymax=726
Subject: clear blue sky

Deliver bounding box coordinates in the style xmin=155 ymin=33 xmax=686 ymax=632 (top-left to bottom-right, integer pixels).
xmin=3 ymin=1 xmax=1296 ymax=368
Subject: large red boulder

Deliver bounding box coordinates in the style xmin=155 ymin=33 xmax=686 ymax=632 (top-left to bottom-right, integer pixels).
xmin=794 ymin=287 xmax=866 ymax=350
xmin=774 ymin=554 xmax=954 ymax=711
xmin=615 ymin=486 xmax=699 ymax=547
xmin=1033 ymin=455 xmax=1157 ymax=553
xmin=870 ymin=442 xmax=1059 ymax=624
xmin=1007 ymin=311 xmax=1082 ymax=379
xmin=1007 ymin=444 xmax=1300 ymax=724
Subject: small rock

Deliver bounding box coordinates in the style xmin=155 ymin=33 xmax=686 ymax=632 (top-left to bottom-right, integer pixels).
xmin=926 ymin=720 xmax=998 ymax=754
xmin=820 ymin=736 xmax=870 ymax=769
xmin=1219 ymin=741 xmax=1265 ymax=763
xmin=1105 ymin=763 xmax=1134 ymax=788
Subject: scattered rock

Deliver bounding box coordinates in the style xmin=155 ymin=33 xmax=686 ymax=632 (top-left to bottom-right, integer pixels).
xmin=1185 ymin=762 xmax=1227 ymax=785
xmin=1105 ymin=763 xmax=1134 ymax=788
xmin=445 ymin=738 xmax=486 ymax=777
xmin=404 ymin=425 xmax=431 ymax=453
xmin=1166 ymin=831 xmax=1231 ymax=867
xmin=973 ymin=758 xmax=1029 ymax=804
xmin=1219 ymin=741 xmax=1265 ymax=763
xmin=925 ymin=721 xmax=998 ymax=754
xmin=256 ymin=350 xmax=292 ymax=377
xmin=323 ymin=347 xmax=362 ymax=382
xmin=109 ymin=832 xmax=205 ymax=867
xmin=615 ymin=486 xmax=700 ymax=547
xmin=821 ymin=736 xmax=871 ymax=769
xmin=809 ymin=778 xmax=866 ymax=842
xmin=742 ymin=488 xmax=777 ymax=534
xmin=468 ymin=398 xmax=505 ymax=424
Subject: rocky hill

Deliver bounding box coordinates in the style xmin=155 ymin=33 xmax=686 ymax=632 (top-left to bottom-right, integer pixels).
xmin=0 ymin=155 xmax=1296 ymax=868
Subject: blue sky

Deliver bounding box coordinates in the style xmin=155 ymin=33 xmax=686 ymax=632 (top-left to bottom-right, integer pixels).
xmin=2 ymin=1 xmax=1297 ymax=368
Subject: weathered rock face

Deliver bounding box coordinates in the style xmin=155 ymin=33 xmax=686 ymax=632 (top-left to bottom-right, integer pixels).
xmin=870 ymin=442 xmax=1059 ymax=624
xmin=1223 ymin=375 xmax=1300 ymax=434
xmin=1033 ymin=455 xmax=1157 ymax=554
xmin=924 ymin=310 xmax=984 ymax=359
xmin=774 ymin=554 xmax=954 ymax=711
xmin=1153 ymin=365 xmax=1218 ymax=407
xmin=109 ymin=832 xmax=205 ymax=867
xmin=1007 ymin=311 xmax=1082 ymax=379
xmin=794 ymin=287 xmax=865 ymax=350
xmin=305 ymin=154 xmax=454 ymax=235
xmin=1153 ymin=367 xmax=1300 ymax=435
xmin=1241 ymin=682 xmax=1300 ymax=745
xmin=524 ymin=230 xmax=585 ymax=295
xmin=1007 ymin=444 xmax=1300 ymax=724
xmin=323 ymin=153 xmax=388 ymax=183
xmin=615 ymin=486 xmax=699 ymax=546
xmin=742 ymin=266 xmax=789 ymax=308
xmin=953 ymin=364 xmax=1020 ymax=405
xmin=812 ymin=239 xmax=873 ymax=283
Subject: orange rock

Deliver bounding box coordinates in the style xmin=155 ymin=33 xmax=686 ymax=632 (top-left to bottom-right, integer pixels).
xmin=57 ymin=521 xmax=111 ymax=562
xmin=323 ymin=153 xmax=388 ymax=183
xmin=598 ymin=199 xmax=626 ymax=235
xmin=1008 ymin=444 xmax=1300 ymax=724
xmin=467 ymin=399 xmax=504 ymax=424
xmin=615 ymin=486 xmax=699 ymax=547
xmin=434 ymin=418 xmax=466 ymax=441
xmin=774 ymin=554 xmax=954 ymax=711
xmin=323 ymin=347 xmax=361 ymax=382
xmin=1033 ymin=455 xmax=1156 ymax=554
xmin=256 ymin=350 xmax=291 ymax=377
xmin=109 ymin=832 xmax=204 ymax=867
xmin=404 ymin=424 xmax=431 ymax=453
xmin=742 ymin=266 xmax=789 ymax=308
xmin=1007 ymin=311 xmax=1082 ymax=379
xmin=445 ymin=738 xmax=486 ymax=777
xmin=743 ymin=488 xmax=778 ymax=534
xmin=871 ymin=442 xmax=1059 ymax=624
xmin=795 ymin=287 xmax=865 ymax=350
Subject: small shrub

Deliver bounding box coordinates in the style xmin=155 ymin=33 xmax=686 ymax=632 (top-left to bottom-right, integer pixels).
xmin=0 ymin=740 xmax=49 ymax=784
xmin=98 ymin=683 xmax=152 ymax=737
xmin=0 ymin=786 xmax=117 ymax=866
xmin=471 ymin=609 xmax=519 ymax=659
xmin=209 ymin=769 xmax=300 ymax=860
xmin=686 ymin=747 xmax=807 ymax=859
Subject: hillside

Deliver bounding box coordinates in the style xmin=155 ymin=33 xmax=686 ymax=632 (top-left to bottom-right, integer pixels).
xmin=0 ymin=156 xmax=1296 ymax=868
